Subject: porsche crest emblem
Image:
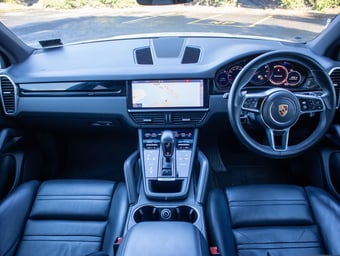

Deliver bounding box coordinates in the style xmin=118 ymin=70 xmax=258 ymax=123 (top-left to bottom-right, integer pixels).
xmin=278 ymin=104 xmax=289 ymax=117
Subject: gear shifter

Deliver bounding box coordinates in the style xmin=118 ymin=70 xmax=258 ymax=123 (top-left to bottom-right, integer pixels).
xmin=160 ymin=130 xmax=175 ymax=176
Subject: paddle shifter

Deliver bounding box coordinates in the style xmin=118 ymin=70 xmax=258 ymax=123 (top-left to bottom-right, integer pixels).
xmin=161 ymin=130 xmax=175 ymax=176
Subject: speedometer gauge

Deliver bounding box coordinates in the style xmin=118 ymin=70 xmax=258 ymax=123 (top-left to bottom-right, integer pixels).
xmin=269 ymin=65 xmax=288 ymax=86
xmin=228 ymin=65 xmax=243 ymax=84
xmin=251 ymin=64 xmax=271 ymax=85
xmin=287 ymin=70 xmax=302 ymax=86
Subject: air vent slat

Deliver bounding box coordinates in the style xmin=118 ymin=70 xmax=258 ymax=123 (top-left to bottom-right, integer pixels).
xmin=330 ymin=68 xmax=340 ymax=108
xmin=0 ymin=76 xmax=17 ymax=115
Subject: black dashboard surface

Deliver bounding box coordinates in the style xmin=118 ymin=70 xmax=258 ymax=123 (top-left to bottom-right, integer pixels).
xmin=1 ymin=36 xmax=339 ymax=129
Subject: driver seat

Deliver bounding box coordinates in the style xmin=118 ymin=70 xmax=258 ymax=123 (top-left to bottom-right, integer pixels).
xmin=206 ymin=184 xmax=340 ymax=256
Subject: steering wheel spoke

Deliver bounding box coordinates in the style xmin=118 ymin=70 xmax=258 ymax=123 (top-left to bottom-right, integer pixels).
xmin=242 ymin=92 xmax=266 ymax=113
xmin=265 ymin=127 xmax=290 ymax=151
xmin=296 ymin=93 xmax=325 ymax=114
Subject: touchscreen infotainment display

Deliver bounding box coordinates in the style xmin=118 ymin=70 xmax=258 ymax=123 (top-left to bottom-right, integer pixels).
xmin=131 ymin=79 xmax=204 ymax=109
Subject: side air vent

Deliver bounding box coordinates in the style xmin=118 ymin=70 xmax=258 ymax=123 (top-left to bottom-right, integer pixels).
xmin=330 ymin=68 xmax=340 ymax=108
xmin=182 ymin=47 xmax=201 ymax=64
xmin=135 ymin=47 xmax=153 ymax=65
xmin=130 ymin=112 xmax=166 ymax=125
xmin=0 ymin=76 xmax=17 ymax=115
xmin=171 ymin=111 xmax=207 ymax=124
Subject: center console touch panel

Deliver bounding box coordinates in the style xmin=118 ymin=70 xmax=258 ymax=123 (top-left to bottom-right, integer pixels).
xmin=139 ymin=128 xmax=197 ymax=200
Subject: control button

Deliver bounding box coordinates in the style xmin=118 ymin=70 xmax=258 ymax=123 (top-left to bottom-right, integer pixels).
xmin=176 ymin=150 xmax=192 ymax=177
xmin=144 ymin=150 xmax=159 ymax=178
xmin=162 ymin=168 xmax=172 ymax=176
xmin=300 ymin=99 xmax=323 ymax=112
xmin=243 ymin=98 xmax=258 ymax=109
xmin=161 ymin=209 xmax=172 ymax=220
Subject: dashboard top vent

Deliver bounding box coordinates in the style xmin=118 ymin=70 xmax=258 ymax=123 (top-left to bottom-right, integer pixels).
xmin=182 ymin=47 xmax=201 ymax=64
xmin=330 ymin=67 xmax=340 ymax=108
xmin=135 ymin=47 xmax=153 ymax=65
xmin=0 ymin=75 xmax=18 ymax=115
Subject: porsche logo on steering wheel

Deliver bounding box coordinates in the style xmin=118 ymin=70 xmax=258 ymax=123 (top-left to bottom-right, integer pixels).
xmin=278 ymin=104 xmax=289 ymax=117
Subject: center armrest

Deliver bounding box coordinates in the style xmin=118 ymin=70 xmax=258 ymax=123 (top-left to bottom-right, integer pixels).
xmin=117 ymin=221 xmax=209 ymax=256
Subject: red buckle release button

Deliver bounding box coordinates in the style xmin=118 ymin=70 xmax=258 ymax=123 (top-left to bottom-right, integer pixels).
xmin=210 ymin=246 xmax=221 ymax=255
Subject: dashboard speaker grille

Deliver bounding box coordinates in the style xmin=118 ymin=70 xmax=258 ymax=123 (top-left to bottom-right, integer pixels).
xmin=0 ymin=76 xmax=17 ymax=115
xmin=182 ymin=47 xmax=201 ymax=64
xmin=135 ymin=47 xmax=153 ymax=65
xmin=330 ymin=68 xmax=340 ymax=108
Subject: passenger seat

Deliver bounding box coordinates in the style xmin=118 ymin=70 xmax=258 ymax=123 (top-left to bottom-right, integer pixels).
xmin=206 ymin=184 xmax=340 ymax=256
xmin=0 ymin=179 xmax=128 ymax=256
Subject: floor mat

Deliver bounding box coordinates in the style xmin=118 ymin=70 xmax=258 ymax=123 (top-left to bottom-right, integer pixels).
xmin=58 ymin=132 xmax=137 ymax=181
xmin=212 ymin=149 xmax=298 ymax=187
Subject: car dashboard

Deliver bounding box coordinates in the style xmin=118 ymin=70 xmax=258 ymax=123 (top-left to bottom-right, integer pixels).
xmin=1 ymin=36 xmax=339 ymax=130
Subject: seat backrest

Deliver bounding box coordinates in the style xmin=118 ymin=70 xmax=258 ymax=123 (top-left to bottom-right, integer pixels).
xmin=0 ymin=179 xmax=128 ymax=256
xmin=206 ymin=184 xmax=340 ymax=256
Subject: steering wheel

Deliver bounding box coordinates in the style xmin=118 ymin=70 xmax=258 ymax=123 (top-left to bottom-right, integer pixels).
xmin=228 ymin=51 xmax=336 ymax=158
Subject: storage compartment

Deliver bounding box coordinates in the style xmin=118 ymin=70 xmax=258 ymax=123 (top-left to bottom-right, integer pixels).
xmin=134 ymin=205 xmax=198 ymax=223
xmin=148 ymin=179 xmax=183 ymax=193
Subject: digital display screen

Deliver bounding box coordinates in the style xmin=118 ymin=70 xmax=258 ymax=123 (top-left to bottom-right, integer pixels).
xmin=131 ymin=79 xmax=204 ymax=109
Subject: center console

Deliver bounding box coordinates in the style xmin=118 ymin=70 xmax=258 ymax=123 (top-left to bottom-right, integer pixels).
xmin=121 ymin=127 xmax=210 ymax=256
xmin=119 ymin=79 xmax=210 ymax=255
xmin=140 ymin=129 xmax=197 ymax=200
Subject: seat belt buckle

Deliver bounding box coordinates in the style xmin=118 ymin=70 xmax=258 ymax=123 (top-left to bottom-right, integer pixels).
xmin=113 ymin=237 xmax=123 ymax=254
xmin=210 ymin=246 xmax=221 ymax=255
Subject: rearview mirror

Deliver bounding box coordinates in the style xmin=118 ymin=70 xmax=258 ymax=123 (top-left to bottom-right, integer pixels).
xmin=137 ymin=0 xmax=192 ymax=5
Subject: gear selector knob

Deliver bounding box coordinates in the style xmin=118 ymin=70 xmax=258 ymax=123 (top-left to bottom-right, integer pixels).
xmin=161 ymin=130 xmax=175 ymax=159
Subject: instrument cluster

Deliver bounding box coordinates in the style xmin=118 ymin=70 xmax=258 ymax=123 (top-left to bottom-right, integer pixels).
xmin=215 ymin=58 xmax=307 ymax=91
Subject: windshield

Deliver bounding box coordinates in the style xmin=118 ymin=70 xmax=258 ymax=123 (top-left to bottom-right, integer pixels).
xmin=0 ymin=0 xmax=339 ymax=47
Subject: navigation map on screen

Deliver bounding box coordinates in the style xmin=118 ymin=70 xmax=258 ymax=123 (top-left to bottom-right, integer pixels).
xmin=131 ymin=80 xmax=204 ymax=108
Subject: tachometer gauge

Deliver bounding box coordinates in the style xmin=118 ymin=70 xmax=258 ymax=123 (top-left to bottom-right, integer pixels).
xmin=269 ymin=64 xmax=289 ymax=86
xmin=228 ymin=65 xmax=243 ymax=84
xmin=215 ymin=70 xmax=229 ymax=89
xmin=287 ymin=70 xmax=302 ymax=86
xmin=251 ymin=64 xmax=271 ymax=85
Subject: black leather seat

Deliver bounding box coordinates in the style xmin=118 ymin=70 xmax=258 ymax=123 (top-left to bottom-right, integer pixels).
xmin=207 ymin=184 xmax=340 ymax=256
xmin=0 ymin=179 xmax=128 ymax=256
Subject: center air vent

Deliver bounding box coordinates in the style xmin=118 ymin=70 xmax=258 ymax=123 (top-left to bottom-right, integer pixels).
xmin=130 ymin=112 xmax=166 ymax=125
xmin=171 ymin=111 xmax=206 ymax=124
xmin=130 ymin=111 xmax=207 ymax=125
xmin=330 ymin=68 xmax=340 ymax=108
xmin=0 ymin=76 xmax=17 ymax=115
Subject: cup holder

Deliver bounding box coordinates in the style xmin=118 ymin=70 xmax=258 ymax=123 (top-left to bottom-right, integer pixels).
xmin=134 ymin=205 xmax=198 ymax=223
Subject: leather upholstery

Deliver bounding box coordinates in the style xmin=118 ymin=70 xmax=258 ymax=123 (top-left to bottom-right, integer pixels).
xmin=117 ymin=222 xmax=209 ymax=256
xmin=207 ymin=184 xmax=340 ymax=256
xmin=0 ymin=179 xmax=128 ymax=256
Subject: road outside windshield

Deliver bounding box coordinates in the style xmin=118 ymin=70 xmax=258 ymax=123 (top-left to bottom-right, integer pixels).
xmin=0 ymin=0 xmax=339 ymax=47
